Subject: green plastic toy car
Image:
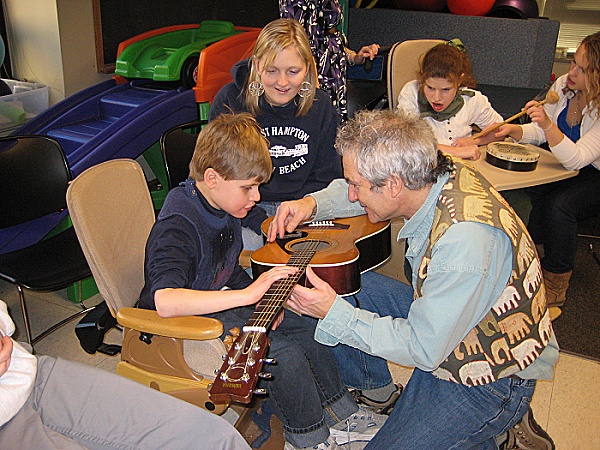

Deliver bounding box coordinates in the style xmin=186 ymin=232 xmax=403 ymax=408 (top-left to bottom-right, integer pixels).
xmin=115 ymin=20 xmax=242 ymax=88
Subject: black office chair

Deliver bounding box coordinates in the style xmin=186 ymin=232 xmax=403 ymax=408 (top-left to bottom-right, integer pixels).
xmin=0 ymin=135 xmax=94 ymax=351
xmin=160 ymin=119 xmax=207 ymax=189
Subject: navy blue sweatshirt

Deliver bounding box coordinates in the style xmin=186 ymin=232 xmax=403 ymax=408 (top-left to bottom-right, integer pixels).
xmin=209 ymin=59 xmax=342 ymax=203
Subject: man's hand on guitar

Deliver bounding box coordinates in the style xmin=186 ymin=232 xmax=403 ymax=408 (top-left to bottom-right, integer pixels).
xmin=288 ymin=267 xmax=337 ymax=319
xmin=243 ymin=266 xmax=299 ymax=306
xmin=267 ymin=196 xmax=317 ymax=242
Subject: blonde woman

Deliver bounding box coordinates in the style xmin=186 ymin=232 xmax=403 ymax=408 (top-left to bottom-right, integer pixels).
xmin=487 ymin=32 xmax=600 ymax=313
xmin=210 ymin=18 xmax=342 ymax=249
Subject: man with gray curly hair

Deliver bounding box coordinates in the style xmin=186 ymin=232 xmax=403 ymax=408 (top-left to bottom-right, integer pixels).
xmin=269 ymin=109 xmax=558 ymax=449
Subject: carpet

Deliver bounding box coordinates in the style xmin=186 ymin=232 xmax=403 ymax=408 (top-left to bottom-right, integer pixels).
xmin=551 ymin=235 xmax=600 ymax=362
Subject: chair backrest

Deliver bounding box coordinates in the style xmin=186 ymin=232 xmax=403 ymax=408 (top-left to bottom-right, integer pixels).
xmin=66 ymin=159 xmax=155 ymax=314
xmin=160 ymin=120 xmax=206 ymax=190
xmin=0 ymin=135 xmax=70 ymax=228
xmin=386 ymin=39 xmax=445 ymax=110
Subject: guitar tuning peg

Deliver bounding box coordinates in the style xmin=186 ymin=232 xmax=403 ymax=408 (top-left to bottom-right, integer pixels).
xmin=258 ymin=372 xmax=272 ymax=379
xmin=262 ymin=358 xmax=277 ymax=365
xmin=253 ymin=388 xmax=267 ymax=395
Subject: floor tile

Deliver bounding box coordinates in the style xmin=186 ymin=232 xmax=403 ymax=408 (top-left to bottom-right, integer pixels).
xmin=545 ymin=353 xmax=600 ymax=449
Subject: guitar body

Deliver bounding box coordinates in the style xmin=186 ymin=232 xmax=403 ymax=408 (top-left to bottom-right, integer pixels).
xmin=209 ymin=215 xmax=391 ymax=405
xmin=251 ymin=215 xmax=391 ymax=296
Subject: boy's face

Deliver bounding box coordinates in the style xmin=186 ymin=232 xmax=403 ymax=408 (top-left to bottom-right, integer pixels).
xmin=207 ymin=173 xmax=262 ymax=219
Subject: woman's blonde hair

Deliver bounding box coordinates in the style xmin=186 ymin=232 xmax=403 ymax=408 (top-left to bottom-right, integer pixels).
xmin=189 ymin=113 xmax=272 ymax=183
xmin=245 ymin=18 xmax=318 ymax=117
xmin=582 ymin=31 xmax=600 ymax=112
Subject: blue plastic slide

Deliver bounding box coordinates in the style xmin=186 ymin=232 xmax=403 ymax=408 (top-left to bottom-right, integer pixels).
xmin=0 ymin=79 xmax=198 ymax=254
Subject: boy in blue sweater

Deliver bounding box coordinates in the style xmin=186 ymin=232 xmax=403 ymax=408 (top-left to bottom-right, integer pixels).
xmin=138 ymin=113 xmax=384 ymax=449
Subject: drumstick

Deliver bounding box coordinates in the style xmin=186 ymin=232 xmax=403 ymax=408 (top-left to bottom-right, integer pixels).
xmin=472 ymin=90 xmax=560 ymax=139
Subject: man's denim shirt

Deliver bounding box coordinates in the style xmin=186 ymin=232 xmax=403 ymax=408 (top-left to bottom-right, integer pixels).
xmin=308 ymin=177 xmax=559 ymax=381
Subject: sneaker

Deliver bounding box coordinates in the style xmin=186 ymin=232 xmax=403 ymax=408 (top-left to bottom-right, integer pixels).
xmin=350 ymin=383 xmax=403 ymax=415
xmin=329 ymin=406 xmax=387 ymax=444
xmin=504 ymin=408 xmax=555 ymax=450
xmin=284 ymin=436 xmax=339 ymax=449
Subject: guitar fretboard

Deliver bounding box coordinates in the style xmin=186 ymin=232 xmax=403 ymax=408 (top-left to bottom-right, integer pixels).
xmin=244 ymin=239 xmax=321 ymax=332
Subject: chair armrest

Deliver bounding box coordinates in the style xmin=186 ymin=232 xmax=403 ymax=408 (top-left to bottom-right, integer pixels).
xmin=116 ymin=307 xmax=224 ymax=340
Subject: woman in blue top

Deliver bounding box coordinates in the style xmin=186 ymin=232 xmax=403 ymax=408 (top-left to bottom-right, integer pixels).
xmin=487 ymin=31 xmax=600 ymax=314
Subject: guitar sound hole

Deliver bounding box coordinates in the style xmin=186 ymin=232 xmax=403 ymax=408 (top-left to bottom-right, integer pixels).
xmin=289 ymin=239 xmax=330 ymax=252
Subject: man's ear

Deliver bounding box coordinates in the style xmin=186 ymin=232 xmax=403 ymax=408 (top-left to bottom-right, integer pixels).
xmin=387 ymin=175 xmax=403 ymax=198
xmin=203 ymin=168 xmax=219 ymax=189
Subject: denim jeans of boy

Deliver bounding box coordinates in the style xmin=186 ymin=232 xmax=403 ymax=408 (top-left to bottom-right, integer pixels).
xmin=207 ymin=305 xmax=357 ymax=448
xmin=331 ymin=271 xmax=536 ymax=448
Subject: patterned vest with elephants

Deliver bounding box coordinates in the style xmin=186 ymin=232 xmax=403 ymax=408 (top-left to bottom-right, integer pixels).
xmin=415 ymin=161 xmax=554 ymax=386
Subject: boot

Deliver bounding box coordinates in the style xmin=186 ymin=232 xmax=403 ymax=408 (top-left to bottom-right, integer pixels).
xmin=542 ymin=269 xmax=572 ymax=308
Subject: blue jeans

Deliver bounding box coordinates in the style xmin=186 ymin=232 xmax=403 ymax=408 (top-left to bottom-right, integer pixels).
xmin=527 ymin=166 xmax=600 ymax=273
xmin=207 ymin=306 xmax=357 ymax=448
xmin=242 ymin=202 xmax=281 ymax=251
xmin=332 ymin=271 xmax=536 ymax=449
xmin=331 ymin=271 xmax=404 ymax=390
xmin=367 ymin=369 xmax=535 ymax=449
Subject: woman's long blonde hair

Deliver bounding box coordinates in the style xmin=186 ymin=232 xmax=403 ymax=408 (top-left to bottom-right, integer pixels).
xmin=245 ymin=18 xmax=318 ymax=117
xmin=582 ymin=31 xmax=600 ymax=113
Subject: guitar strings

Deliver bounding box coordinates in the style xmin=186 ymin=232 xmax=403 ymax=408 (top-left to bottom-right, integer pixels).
xmin=251 ymin=240 xmax=318 ymax=328
xmin=250 ymin=227 xmax=327 ymax=329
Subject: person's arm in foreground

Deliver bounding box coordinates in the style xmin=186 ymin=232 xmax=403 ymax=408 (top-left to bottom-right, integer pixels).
xmin=0 ymin=300 xmax=37 ymax=427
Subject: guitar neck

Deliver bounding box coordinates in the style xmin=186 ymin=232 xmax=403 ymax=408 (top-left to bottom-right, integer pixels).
xmin=244 ymin=248 xmax=315 ymax=332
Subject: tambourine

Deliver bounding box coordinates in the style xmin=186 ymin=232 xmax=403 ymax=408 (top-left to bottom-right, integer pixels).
xmin=485 ymin=142 xmax=539 ymax=172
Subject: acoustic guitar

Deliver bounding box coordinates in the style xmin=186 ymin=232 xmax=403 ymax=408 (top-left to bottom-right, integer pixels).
xmin=208 ymin=215 xmax=391 ymax=405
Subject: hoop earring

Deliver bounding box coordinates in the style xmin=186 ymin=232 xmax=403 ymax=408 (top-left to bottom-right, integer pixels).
xmin=298 ymin=81 xmax=312 ymax=98
xmin=248 ymin=80 xmax=264 ymax=97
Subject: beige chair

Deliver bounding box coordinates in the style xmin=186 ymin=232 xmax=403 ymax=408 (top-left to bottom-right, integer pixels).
xmin=66 ymin=158 xmax=228 ymax=414
xmin=386 ymin=39 xmax=445 ymax=110
xmin=377 ymin=40 xmax=444 ymax=283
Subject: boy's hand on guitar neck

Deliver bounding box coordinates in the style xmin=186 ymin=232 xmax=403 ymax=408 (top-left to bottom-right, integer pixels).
xmin=243 ymin=266 xmax=299 ymax=306
xmin=288 ymin=267 xmax=338 ymax=319
xmin=268 ymin=196 xmax=317 ymax=241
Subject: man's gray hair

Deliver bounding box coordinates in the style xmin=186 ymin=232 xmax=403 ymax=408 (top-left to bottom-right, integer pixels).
xmin=335 ymin=109 xmax=446 ymax=190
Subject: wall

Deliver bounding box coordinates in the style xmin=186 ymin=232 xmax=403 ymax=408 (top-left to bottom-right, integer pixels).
xmin=3 ymin=0 xmax=110 ymax=105
xmin=347 ymin=8 xmax=560 ymax=90
xmin=3 ymin=2 xmax=565 ymax=108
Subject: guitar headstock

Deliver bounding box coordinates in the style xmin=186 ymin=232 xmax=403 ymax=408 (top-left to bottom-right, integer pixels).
xmin=209 ymin=330 xmax=270 ymax=404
